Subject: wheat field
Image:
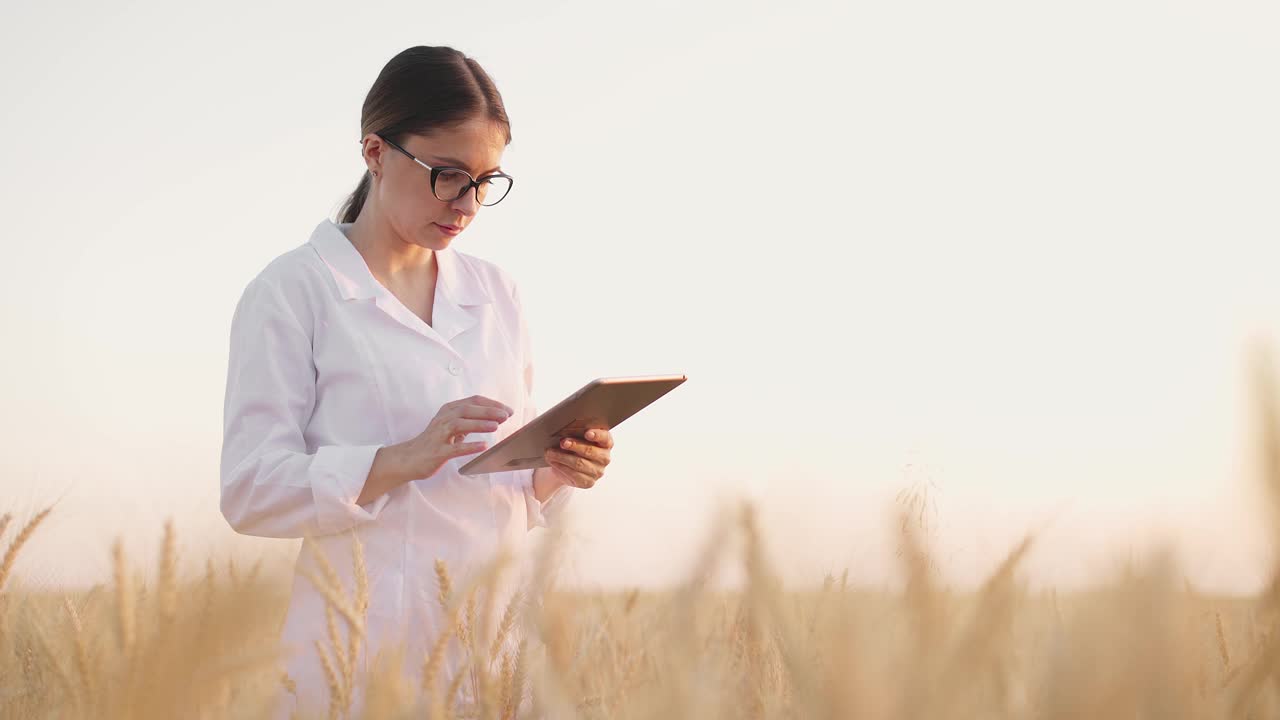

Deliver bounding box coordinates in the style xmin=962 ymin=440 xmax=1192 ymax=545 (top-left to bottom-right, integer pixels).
xmin=3 ymin=355 xmax=1280 ymax=719
xmin=0 ymin=501 xmax=1276 ymax=719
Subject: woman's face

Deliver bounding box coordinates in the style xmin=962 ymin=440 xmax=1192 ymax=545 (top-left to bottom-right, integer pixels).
xmin=364 ymin=116 xmax=507 ymax=251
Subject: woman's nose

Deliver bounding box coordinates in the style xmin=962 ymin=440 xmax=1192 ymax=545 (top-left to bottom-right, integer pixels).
xmin=451 ymin=188 xmax=481 ymax=215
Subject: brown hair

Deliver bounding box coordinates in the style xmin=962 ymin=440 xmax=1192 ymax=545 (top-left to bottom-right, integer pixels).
xmin=336 ymin=46 xmax=513 ymax=224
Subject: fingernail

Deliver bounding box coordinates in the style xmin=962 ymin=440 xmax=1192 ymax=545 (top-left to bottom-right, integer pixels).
xmin=587 ymin=431 xmax=596 ymax=440
xmin=562 ymin=439 xmax=572 ymax=449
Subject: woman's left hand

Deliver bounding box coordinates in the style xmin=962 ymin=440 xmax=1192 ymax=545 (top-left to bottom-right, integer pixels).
xmin=544 ymin=428 xmax=613 ymax=489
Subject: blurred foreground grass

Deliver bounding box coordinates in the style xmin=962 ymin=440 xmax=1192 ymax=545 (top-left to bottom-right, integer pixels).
xmin=3 ymin=349 xmax=1280 ymax=719
xmin=0 ymin=505 xmax=1270 ymax=720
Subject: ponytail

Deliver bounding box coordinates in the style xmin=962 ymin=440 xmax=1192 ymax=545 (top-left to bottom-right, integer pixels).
xmin=338 ymin=170 xmax=374 ymax=224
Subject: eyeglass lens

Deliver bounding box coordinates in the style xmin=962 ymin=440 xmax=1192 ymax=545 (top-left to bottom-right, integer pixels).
xmin=434 ymin=170 xmax=512 ymax=206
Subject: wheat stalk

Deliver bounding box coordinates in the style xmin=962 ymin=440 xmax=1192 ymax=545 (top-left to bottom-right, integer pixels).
xmin=227 ymin=555 xmax=240 ymax=591
xmin=436 ymin=557 xmax=454 ymax=612
xmin=444 ymin=656 xmax=471 ymax=718
xmin=315 ymin=638 xmax=346 ymax=720
xmin=28 ymin=614 xmax=77 ymax=710
xmin=296 ymin=533 xmax=371 ymax=719
xmin=300 ymin=567 xmax=365 ymax=641
xmin=1215 ymin=611 xmax=1232 ymax=673
xmin=489 ymin=591 xmax=523 ymax=660
xmin=0 ymin=506 xmax=52 ymax=592
xmin=305 ymin=536 xmax=345 ymax=599
xmin=62 ymin=597 xmax=95 ymax=706
xmin=112 ymin=539 xmax=136 ymax=658
xmin=325 ymin=603 xmax=352 ymax=707
xmin=157 ymin=518 xmax=178 ymax=628
xmin=422 ymin=616 xmax=459 ymax=703
xmin=504 ymin=639 xmax=527 ymax=720
xmin=347 ymin=531 xmax=368 ymax=709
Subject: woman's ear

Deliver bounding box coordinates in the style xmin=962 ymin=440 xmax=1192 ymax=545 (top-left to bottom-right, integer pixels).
xmin=362 ymin=133 xmax=386 ymax=178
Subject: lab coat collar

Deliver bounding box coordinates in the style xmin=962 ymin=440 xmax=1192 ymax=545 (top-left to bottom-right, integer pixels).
xmin=308 ymin=218 xmax=492 ymax=352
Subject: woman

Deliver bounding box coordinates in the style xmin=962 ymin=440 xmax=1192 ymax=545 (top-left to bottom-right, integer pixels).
xmin=219 ymin=46 xmax=614 ymax=717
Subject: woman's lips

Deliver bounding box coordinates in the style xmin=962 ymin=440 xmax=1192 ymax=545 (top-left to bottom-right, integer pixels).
xmin=434 ymin=223 xmax=461 ymax=236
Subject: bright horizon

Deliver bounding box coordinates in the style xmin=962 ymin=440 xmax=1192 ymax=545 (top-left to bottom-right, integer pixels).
xmin=2 ymin=0 xmax=1279 ymax=594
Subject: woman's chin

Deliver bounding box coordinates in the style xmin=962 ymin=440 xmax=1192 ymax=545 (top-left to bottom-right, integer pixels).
xmin=414 ymin=231 xmax=452 ymax=250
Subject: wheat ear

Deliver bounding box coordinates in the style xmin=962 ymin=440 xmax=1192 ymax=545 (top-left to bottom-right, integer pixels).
xmin=0 ymin=506 xmax=52 ymax=591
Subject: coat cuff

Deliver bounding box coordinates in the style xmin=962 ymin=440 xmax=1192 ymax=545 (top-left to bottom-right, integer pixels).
xmin=311 ymin=444 xmax=389 ymax=535
xmin=522 ymin=469 xmax=574 ymax=530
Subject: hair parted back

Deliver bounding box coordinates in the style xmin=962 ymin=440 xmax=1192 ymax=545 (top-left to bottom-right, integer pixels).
xmin=336 ymin=46 xmax=513 ymax=224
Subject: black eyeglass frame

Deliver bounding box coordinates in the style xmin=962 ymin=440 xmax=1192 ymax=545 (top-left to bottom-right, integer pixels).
xmin=373 ymin=132 xmax=514 ymax=206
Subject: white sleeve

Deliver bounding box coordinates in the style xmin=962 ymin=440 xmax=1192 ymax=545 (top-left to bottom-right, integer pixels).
xmin=510 ymin=281 xmax=574 ymax=530
xmin=219 ymin=276 xmax=392 ymax=539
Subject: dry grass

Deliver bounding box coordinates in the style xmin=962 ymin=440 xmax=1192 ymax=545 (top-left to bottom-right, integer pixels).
xmin=0 ymin=508 xmax=1272 ymax=720
xmin=3 ymin=347 xmax=1280 ymax=718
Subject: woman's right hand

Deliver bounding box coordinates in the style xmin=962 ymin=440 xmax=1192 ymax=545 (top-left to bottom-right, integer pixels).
xmin=357 ymin=395 xmax=515 ymax=506
xmin=407 ymin=394 xmax=514 ymax=478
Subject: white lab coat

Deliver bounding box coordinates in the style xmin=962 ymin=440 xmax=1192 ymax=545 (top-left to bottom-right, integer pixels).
xmin=220 ymin=218 xmax=572 ymax=718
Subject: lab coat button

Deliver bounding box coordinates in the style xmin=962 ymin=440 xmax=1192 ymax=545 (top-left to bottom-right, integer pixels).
xmin=448 ymin=362 xmax=462 ymax=375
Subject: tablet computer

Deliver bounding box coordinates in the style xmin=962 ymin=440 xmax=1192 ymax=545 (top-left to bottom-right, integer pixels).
xmin=458 ymin=374 xmax=687 ymax=476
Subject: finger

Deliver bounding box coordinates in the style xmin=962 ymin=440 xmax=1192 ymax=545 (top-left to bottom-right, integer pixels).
xmin=456 ymin=395 xmax=514 ymax=416
xmin=546 ymin=449 xmax=604 ymax=478
xmin=583 ymin=428 xmax=614 ymax=449
xmin=556 ymin=438 xmax=610 ymax=465
xmin=546 ymin=455 xmax=596 ymax=489
xmin=448 ymin=441 xmax=488 ymax=457
xmin=459 ymin=404 xmax=514 ymax=422
xmin=545 ymin=449 xmax=585 ymax=474
xmin=448 ymin=418 xmax=503 ymax=435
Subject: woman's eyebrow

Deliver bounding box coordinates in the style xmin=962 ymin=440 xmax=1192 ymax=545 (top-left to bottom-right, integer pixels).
xmin=430 ymin=155 xmax=502 ymax=175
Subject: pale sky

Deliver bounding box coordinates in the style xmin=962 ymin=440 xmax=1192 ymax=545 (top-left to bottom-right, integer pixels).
xmin=2 ymin=0 xmax=1278 ymax=593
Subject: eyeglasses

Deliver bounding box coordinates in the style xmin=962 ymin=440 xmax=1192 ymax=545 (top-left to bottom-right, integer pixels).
xmin=373 ymin=133 xmax=514 ymax=207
